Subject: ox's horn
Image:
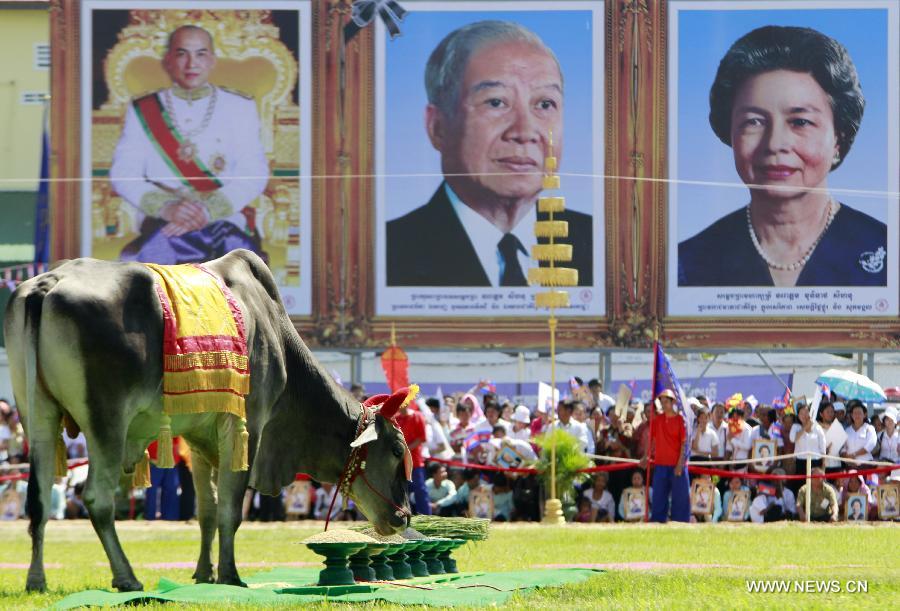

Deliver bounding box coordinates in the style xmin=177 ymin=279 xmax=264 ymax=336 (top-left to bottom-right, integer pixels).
xmin=379 ymin=384 xmax=419 ymax=420
xmin=350 ymin=422 xmax=379 ymax=447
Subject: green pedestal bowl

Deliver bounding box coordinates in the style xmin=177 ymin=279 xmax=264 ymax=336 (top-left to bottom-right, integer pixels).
xmin=402 ymin=540 xmax=430 ymax=578
xmin=306 ymin=542 xmax=368 ymax=586
xmin=371 ymin=542 xmax=404 ymax=581
xmin=420 ymin=539 xmax=448 ymax=575
xmin=439 ymin=538 xmax=466 ymax=574
xmin=348 ymin=542 xmax=387 ymax=582
xmin=386 ymin=542 xmax=414 ymax=580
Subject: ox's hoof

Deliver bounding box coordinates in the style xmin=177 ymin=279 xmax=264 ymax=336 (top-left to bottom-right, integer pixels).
xmin=192 ymin=569 xmax=215 ymax=584
xmin=25 ymin=577 xmax=47 ymax=593
xmin=112 ymin=577 xmax=144 ymax=592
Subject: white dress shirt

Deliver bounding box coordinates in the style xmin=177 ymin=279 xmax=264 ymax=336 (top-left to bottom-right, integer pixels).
xmin=447 ymin=184 xmax=537 ymax=287
xmin=750 ymin=423 xmax=785 ymax=448
xmin=552 ymin=419 xmax=590 ymax=453
xmin=790 ymin=422 xmax=826 ymax=459
xmin=714 ymin=421 xmax=728 ymax=458
xmin=749 ymin=488 xmax=796 ymax=523
xmin=844 ymin=423 xmax=877 ymax=461
xmin=110 ymin=87 xmax=269 ymax=232
xmin=693 ymin=424 xmax=720 ymax=456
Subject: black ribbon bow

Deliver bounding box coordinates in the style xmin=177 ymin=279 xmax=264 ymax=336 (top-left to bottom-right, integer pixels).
xmin=344 ymin=0 xmax=407 ymax=41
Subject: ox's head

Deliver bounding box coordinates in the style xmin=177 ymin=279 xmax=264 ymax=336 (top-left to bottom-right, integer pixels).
xmin=343 ymin=386 xmax=416 ymax=534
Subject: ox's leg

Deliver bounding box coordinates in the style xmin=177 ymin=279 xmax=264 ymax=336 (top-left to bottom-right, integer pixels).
xmin=24 ymin=405 xmax=61 ymax=592
xmin=214 ymin=415 xmax=250 ymax=587
xmin=191 ymin=451 xmax=217 ymax=584
xmin=82 ymin=426 xmax=143 ymax=592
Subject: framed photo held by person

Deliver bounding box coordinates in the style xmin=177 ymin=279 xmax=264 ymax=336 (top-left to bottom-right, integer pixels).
xmin=726 ymin=489 xmax=750 ymax=522
xmin=690 ymin=480 xmax=714 ymax=517
xmin=876 ymin=483 xmax=899 ymax=520
xmin=623 ymin=487 xmax=646 ymax=522
xmin=468 ymin=487 xmax=494 ymax=520
xmin=844 ymin=493 xmax=867 ymax=522
xmin=284 ymin=480 xmax=312 ymax=519
xmin=751 ymin=438 xmax=777 ymax=472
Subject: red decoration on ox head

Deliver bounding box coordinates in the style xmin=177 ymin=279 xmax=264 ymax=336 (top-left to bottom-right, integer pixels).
xmin=378 ymin=385 xmax=419 ymax=420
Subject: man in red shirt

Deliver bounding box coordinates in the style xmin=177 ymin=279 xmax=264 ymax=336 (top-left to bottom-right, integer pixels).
xmin=396 ymin=400 xmax=432 ymax=515
xmin=641 ymin=389 xmax=690 ymax=522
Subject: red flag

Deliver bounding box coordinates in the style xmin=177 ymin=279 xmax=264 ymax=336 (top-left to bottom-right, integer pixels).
xmin=380 ymin=345 xmax=409 ymax=393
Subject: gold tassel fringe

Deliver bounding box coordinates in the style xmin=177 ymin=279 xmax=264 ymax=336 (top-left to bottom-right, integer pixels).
xmin=231 ymin=416 xmax=249 ymax=472
xmin=533 ymin=220 xmax=568 ymax=238
xmin=527 ymin=267 xmax=579 ymax=287
xmin=156 ymin=413 xmax=175 ymax=469
xmin=54 ymin=430 xmax=68 ymax=479
xmin=133 ymin=450 xmax=151 ymax=488
xmin=538 ymin=196 xmax=565 ymax=213
xmin=531 ymin=244 xmax=572 ymax=263
xmin=163 ymin=368 xmax=250 ymax=395
xmin=542 ymin=175 xmax=560 ymax=189
xmin=544 ymin=156 xmax=558 ymax=171
xmin=535 ymin=291 xmax=571 ymax=309
xmin=163 ymin=392 xmax=246 ymax=419
xmin=400 ymin=384 xmax=420 ymax=410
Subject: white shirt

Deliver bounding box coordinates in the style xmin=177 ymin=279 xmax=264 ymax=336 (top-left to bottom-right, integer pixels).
xmin=844 ymin=423 xmax=877 ymax=461
xmin=447 ymin=184 xmax=537 ymax=286
xmin=749 ymin=488 xmax=796 ymax=523
xmin=693 ymin=424 xmax=720 ymax=455
xmin=510 ymin=426 xmax=531 ymax=442
xmin=110 ymin=86 xmax=269 ymax=232
xmin=790 ymin=422 xmax=826 ymax=459
xmin=879 ymin=429 xmax=899 ymax=463
xmin=553 ymin=419 xmax=590 ymax=453
xmin=714 ymin=421 xmax=727 ymax=458
xmin=726 ymin=421 xmax=753 ymax=460
xmin=584 ymin=488 xmax=615 ymax=520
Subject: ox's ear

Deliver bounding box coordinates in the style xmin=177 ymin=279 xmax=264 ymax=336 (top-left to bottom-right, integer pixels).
xmin=379 ymin=385 xmax=419 ymax=420
xmin=350 ymin=421 xmax=379 ymax=447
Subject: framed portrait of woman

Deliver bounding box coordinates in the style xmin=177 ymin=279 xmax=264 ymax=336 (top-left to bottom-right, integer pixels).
xmin=68 ymin=1 xmax=314 ymax=316
xmin=373 ymin=0 xmax=605 ymax=319
xmin=726 ymin=489 xmax=750 ymax=521
xmin=844 ymin=493 xmax=867 ymax=522
xmin=876 ymin=483 xmax=899 ymax=520
xmin=690 ymin=480 xmax=715 ymax=517
xmin=751 ymin=438 xmax=777 ymax=472
xmin=284 ymin=480 xmax=312 ymax=519
xmin=666 ymin=1 xmax=899 ymax=319
xmin=623 ymin=487 xmax=646 ymax=522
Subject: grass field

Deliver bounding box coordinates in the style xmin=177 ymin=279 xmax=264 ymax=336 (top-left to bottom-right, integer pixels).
xmin=0 ymin=520 xmax=896 ymax=609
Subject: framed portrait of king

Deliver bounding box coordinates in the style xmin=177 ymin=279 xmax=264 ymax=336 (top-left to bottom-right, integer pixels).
xmin=78 ymin=1 xmax=313 ymax=315
xmin=666 ymin=1 xmax=899 ymax=319
xmin=373 ymin=1 xmax=605 ymax=318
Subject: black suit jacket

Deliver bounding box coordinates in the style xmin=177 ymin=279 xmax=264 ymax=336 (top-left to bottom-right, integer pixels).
xmin=386 ymin=183 xmax=593 ymax=287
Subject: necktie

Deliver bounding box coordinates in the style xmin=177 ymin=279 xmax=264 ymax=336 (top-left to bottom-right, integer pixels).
xmin=498 ymin=233 xmax=527 ymax=286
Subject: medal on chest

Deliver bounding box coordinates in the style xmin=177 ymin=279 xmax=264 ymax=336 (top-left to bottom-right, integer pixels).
xmin=177 ymin=140 xmax=198 ymax=162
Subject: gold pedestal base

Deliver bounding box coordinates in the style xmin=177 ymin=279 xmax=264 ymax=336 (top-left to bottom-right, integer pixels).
xmin=542 ymin=498 xmax=565 ymax=525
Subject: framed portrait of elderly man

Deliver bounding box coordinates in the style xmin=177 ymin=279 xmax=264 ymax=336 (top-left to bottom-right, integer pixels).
xmin=844 ymin=493 xmax=867 ymax=522
xmin=77 ymin=1 xmax=313 ymax=315
xmin=666 ymin=1 xmax=899 ymax=319
xmin=751 ymin=438 xmax=777 ymax=472
xmin=373 ymin=1 xmax=605 ymax=318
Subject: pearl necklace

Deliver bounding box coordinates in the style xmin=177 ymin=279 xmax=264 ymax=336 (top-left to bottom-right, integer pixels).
xmin=746 ymin=200 xmax=837 ymax=271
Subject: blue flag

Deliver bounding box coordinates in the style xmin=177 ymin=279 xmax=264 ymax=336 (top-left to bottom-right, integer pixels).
xmin=33 ymin=104 xmax=50 ymax=265
xmin=652 ymin=342 xmax=695 ymax=459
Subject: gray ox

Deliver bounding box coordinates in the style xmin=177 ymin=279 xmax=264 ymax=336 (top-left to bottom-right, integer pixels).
xmin=4 ymin=250 xmax=410 ymax=592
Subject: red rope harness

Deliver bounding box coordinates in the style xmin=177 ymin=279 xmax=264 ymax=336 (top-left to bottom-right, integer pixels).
xmin=324 ymin=404 xmax=411 ymax=531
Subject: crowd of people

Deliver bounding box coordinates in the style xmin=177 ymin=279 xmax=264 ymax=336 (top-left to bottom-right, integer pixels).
xmin=1 ymin=380 xmax=898 ymax=524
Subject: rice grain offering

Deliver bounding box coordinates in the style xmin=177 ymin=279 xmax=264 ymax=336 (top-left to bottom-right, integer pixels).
xmin=303 ymin=529 xmax=378 ymax=544
xmin=347 ymin=524 xmax=407 ymax=544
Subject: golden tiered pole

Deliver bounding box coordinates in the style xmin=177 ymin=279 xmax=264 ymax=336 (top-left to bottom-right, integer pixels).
xmin=531 ymin=131 xmax=577 ymax=525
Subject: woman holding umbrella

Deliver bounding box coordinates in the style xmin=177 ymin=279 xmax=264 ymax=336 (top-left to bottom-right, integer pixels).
xmin=841 ymin=400 xmax=877 ymax=463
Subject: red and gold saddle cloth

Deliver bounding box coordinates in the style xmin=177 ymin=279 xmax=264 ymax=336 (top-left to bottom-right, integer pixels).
xmin=145 ymin=263 xmax=250 ymax=418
